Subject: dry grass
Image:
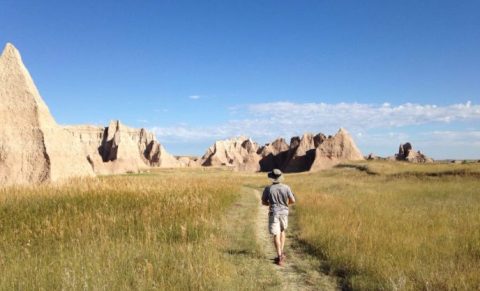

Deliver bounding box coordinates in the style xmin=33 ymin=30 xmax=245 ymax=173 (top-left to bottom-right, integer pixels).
xmin=2 ymin=162 xmax=479 ymax=290
xmin=281 ymin=161 xmax=480 ymax=290
xmin=0 ymin=169 xmax=276 ymax=290
xmin=337 ymin=160 xmax=480 ymax=177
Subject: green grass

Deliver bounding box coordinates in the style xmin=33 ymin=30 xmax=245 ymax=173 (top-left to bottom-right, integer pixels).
xmin=0 ymin=170 xmax=274 ymax=290
xmin=281 ymin=161 xmax=480 ymax=290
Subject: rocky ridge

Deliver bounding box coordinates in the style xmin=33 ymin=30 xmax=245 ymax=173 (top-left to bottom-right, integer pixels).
xmin=200 ymin=128 xmax=365 ymax=172
xmin=64 ymin=121 xmax=181 ymax=175
xmin=200 ymin=136 xmax=262 ymax=171
xmin=395 ymin=142 xmax=433 ymax=163
xmin=0 ymin=43 xmax=180 ymax=184
xmin=0 ymin=42 xmax=367 ymax=184
xmin=365 ymin=142 xmax=434 ymax=163
xmin=0 ymin=43 xmax=95 ymax=184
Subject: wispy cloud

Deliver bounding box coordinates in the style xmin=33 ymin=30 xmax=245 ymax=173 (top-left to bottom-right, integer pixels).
xmin=189 ymin=95 xmax=201 ymax=100
xmin=421 ymin=130 xmax=480 ymax=146
xmin=153 ymin=101 xmax=480 ymax=141
xmin=151 ymin=119 xmax=278 ymax=142
xmin=152 ymin=101 xmax=480 ymax=158
xmin=246 ymin=101 xmax=480 ymax=130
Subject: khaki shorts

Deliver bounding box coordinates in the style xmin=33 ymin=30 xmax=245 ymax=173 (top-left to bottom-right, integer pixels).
xmin=268 ymin=212 xmax=288 ymax=235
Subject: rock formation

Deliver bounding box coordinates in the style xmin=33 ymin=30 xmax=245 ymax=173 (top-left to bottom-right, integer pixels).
xmin=0 ymin=42 xmax=366 ymax=183
xmin=177 ymin=156 xmax=201 ymax=167
xmin=366 ymin=153 xmax=381 ymax=160
xmin=366 ymin=153 xmax=390 ymax=160
xmin=0 ymin=43 xmax=95 ymax=184
xmin=395 ymin=142 xmax=433 ymax=163
xmin=309 ymin=128 xmax=365 ymax=171
xmin=200 ymin=137 xmax=261 ymax=171
xmin=65 ymin=121 xmax=181 ymax=174
xmin=258 ymin=138 xmax=289 ymax=172
xmin=201 ymin=128 xmax=364 ymax=172
xmin=281 ymin=133 xmax=329 ymax=172
xmin=0 ymin=43 xmax=180 ymax=184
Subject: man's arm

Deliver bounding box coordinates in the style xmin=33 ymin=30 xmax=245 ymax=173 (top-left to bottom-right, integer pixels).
xmin=287 ymin=187 xmax=296 ymax=205
xmin=261 ymin=187 xmax=270 ymax=206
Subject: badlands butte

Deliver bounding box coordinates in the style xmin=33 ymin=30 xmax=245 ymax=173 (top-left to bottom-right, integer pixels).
xmin=0 ymin=43 xmax=429 ymax=185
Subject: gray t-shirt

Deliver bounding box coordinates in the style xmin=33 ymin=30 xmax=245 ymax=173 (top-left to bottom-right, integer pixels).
xmin=262 ymin=183 xmax=295 ymax=215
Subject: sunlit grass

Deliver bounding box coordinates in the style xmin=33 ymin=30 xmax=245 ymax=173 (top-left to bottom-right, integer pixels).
xmin=0 ymin=169 xmax=273 ymax=290
xmin=338 ymin=160 xmax=480 ymax=176
xmin=282 ymin=161 xmax=480 ymax=290
xmin=2 ymin=162 xmax=479 ymax=290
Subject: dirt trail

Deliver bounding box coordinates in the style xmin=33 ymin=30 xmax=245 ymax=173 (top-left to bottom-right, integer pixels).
xmin=253 ymin=189 xmax=338 ymax=291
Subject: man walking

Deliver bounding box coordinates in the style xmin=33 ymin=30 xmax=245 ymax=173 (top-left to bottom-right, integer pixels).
xmin=262 ymin=169 xmax=295 ymax=266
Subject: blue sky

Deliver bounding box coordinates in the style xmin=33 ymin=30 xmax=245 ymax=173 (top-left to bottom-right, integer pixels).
xmin=1 ymin=0 xmax=479 ymax=158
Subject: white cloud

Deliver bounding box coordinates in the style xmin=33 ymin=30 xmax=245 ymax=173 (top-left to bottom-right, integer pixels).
xmin=152 ymin=126 xmax=221 ymax=141
xmin=152 ymin=101 xmax=480 ymax=142
xmin=421 ymin=130 xmax=480 ymax=146
xmin=189 ymin=95 xmax=200 ymax=100
xmin=151 ymin=101 xmax=480 ymax=158
xmin=413 ymin=130 xmax=480 ymax=159
xmin=151 ymin=119 xmax=279 ymax=143
xmin=246 ymin=101 xmax=480 ymax=131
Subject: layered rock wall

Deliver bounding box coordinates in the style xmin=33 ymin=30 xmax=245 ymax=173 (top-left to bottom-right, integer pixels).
xmin=200 ymin=137 xmax=261 ymax=171
xmin=258 ymin=138 xmax=289 ymax=171
xmin=0 ymin=43 xmax=180 ymax=184
xmin=0 ymin=43 xmax=94 ymax=184
xmin=65 ymin=121 xmax=181 ymax=174
xmin=395 ymin=142 xmax=433 ymax=163
xmin=201 ymin=128 xmax=365 ymax=173
xmin=0 ymin=42 xmax=366 ymax=183
xmin=310 ymin=128 xmax=365 ymax=170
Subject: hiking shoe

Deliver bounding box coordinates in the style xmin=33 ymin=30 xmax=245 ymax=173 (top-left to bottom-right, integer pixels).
xmin=276 ymin=256 xmax=284 ymax=266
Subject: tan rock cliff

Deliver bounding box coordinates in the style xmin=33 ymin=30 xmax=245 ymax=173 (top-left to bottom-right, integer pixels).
xmin=0 ymin=43 xmax=94 ymax=184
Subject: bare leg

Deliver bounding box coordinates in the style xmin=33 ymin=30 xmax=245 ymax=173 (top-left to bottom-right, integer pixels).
xmin=273 ymin=234 xmax=282 ymax=257
xmin=280 ymin=231 xmax=286 ymax=255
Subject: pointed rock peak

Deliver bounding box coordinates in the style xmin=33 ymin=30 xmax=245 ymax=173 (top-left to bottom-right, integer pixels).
xmin=108 ymin=120 xmax=122 ymax=129
xmin=1 ymin=43 xmax=22 ymax=62
xmin=301 ymin=132 xmax=314 ymax=139
xmin=236 ymin=136 xmax=249 ymax=141
xmin=272 ymin=137 xmax=287 ymax=145
xmin=338 ymin=127 xmax=348 ymax=134
xmin=289 ymin=136 xmax=301 ymax=149
xmin=106 ymin=120 xmax=122 ymax=140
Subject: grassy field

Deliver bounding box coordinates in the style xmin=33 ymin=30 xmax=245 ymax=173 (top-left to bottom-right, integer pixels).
xmin=0 ymin=169 xmax=277 ymax=290
xmin=1 ymin=162 xmax=479 ymax=290
xmin=281 ymin=161 xmax=480 ymax=290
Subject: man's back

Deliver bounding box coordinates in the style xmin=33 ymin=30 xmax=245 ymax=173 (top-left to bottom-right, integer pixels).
xmin=262 ymin=183 xmax=295 ymax=215
xmin=262 ymin=169 xmax=295 ymax=266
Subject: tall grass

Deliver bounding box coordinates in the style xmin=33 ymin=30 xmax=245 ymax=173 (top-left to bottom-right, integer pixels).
xmin=338 ymin=160 xmax=480 ymax=176
xmin=3 ymin=163 xmax=479 ymax=290
xmin=0 ymin=170 xmax=260 ymax=290
xmin=285 ymin=162 xmax=480 ymax=290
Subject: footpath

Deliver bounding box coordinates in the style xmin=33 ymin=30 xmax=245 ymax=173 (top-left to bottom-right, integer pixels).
xmin=252 ymin=189 xmax=338 ymax=291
